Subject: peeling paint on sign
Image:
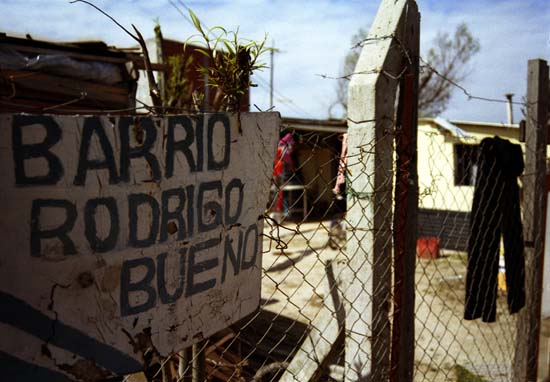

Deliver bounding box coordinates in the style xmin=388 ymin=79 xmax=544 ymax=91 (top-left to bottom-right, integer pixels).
xmin=0 ymin=112 xmax=279 ymax=380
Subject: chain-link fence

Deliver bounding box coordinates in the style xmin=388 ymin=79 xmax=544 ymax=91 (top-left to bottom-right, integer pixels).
xmin=129 ymin=106 xmax=540 ymax=382
xmin=131 ymin=120 xmax=352 ymax=382
xmin=122 ymin=17 xmax=548 ymax=379
xmin=413 ymin=125 xmax=522 ymax=382
xmin=3 ymin=85 xmax=543 ymax=382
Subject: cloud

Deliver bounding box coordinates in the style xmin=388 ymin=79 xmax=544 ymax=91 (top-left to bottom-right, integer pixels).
xmin=1 ymin=0 xmax=549 ymax=122
xmin=418 ymin=0 xmax=550 ymax=123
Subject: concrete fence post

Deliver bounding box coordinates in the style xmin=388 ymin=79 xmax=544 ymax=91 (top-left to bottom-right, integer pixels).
xmin=345 ymin=1 xmax=419 ymax=381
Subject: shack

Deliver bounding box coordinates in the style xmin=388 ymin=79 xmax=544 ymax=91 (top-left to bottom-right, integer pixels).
xmin=0 ymin=33 xmax=139 ymax=113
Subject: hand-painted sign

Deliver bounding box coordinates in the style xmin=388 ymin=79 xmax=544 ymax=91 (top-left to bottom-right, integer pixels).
xmin=0 ymin=113 xmax=279 ymax=380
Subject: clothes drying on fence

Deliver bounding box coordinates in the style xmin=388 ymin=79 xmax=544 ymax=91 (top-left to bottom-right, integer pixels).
xmin=272 ymin=146 xmax=284 ymax=213
xmin=275 ymin=132 xmax=298 ymax=216
xmin=279 ymin=132 xmax=296 ymax=178
xmin=333 ymin=133 xmax=348 ymax=196
xmin=464 ymin=136 xmax=525 ymax=323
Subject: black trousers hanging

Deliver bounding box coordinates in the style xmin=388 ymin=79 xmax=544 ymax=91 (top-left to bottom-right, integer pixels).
xmin=464 ymin=136 xmax=525 ymax=323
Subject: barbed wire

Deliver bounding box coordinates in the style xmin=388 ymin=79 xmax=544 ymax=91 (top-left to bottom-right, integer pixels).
xmin=3 ymin=29 xmax=529 ymax=120
xmin=418 ymin=57 xmax=525 ymax=106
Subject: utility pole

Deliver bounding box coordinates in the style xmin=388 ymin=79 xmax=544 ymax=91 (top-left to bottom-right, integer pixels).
xmin=270 ymin=41 xmax=275 ymax=109
xmin=505 ymin=93 xmax=514 ymax=124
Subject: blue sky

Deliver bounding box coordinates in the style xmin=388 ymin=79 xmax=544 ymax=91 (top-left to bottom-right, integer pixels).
xmin=2 ymin=0 xmax=549 ymax=123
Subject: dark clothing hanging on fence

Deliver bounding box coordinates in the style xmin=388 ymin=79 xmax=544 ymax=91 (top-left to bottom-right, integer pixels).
xmin=464 ymin=136 xmax=525 ymax=323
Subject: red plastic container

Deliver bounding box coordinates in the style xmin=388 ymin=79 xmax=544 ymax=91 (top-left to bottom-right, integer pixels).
xmin=417 ymin=237 xmax=440 ymax=259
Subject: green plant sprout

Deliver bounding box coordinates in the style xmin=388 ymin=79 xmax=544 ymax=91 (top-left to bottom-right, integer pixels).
xmin=165 ymin=54 xmax=198 ymax=110
xmin=185 ymin=9 xmax=272 ymax=113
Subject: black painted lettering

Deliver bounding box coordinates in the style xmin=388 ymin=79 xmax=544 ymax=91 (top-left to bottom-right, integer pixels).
xmin=224 ymin=178 xmax=244 ymax=225
xmin=128 ymin=194 xmax=160 ymax=248
xmin=160 ymin=188 xmax=187 ymax=242
xmin=84 ymin=197 xmax=119 ymax=253
xmin=12 ymin=115 xmax=63 ymax=186
xmin=74 ymin=117 xmax=118 ymax=186
xmin=197 ymin=181 xmax=222 ymax=233
xmin=241 ymin=224 xmax=259 ymax=270
xmin=207 ymin=114 xmax=230 ymax=171
xmin=120 ymin=257 xmax=157 ymax=316
xmin=186 ymin=238 xmax=220 ymax=297
xmin=119 ymin=117 xmax=161 ymax=183
xmin=165 ymin=116 xmax=204 ymax=177
xmin=222 ymin=230 xmax=243 ymax=284
xmin=30 ymin=199 xmax=77 ymax=257
xmin=157 ymin=249 xmax=186 ymax=304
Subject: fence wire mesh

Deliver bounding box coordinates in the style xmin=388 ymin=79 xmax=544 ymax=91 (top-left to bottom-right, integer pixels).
xmin=159 ymin=122 xmax=355 ymax=382
xmin=413 ymin=127 xmax=521 ymax=382
xmin=2 ymin=101 xmax=541 ymax=382
xmin=123 ymin=104 xmax=537 ymax=382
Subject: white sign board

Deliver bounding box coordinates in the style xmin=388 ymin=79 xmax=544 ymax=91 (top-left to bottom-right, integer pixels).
xmin=0 ymin=113 xmax=279 ymax=380
xmin=542 ymin=192 xmax=550 ymax=317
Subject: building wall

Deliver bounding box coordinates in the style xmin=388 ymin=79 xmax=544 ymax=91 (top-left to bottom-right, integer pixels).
xmin=136 ymin=38 xmax=250 ymax=112
xmin=417 ymin=120 xmax=522 ymax=251
xmin=297 ymin=145 xmax=338 ymax=214
xmin=418 ymin=120 xmax=522 ymax=213
xmin=418 ymin=122 xmax=471 ymax=213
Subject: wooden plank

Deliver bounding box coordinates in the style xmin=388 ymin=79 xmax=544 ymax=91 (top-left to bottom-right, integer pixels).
xmin=4 ymin=69 xmax=131 ymax=110
xmin=0 ymin=42 xmax=131 ymax=64
xmin=344 ymin=0 xmax=413 ymax=380
xmin=0 ymin=97 xmax=136 ymax=114
xmin=513 ymin=59 xmax=549 ymax=381
xmin=390 ymin=2 xmax=420 ymax=381
xmin=132 ymin=60 xmax=168 ymax=72
xmin=0 ymin=113 xmax=279 ymax=379
xmin=5 ymin=69 xmax=129 ymax=94
xmin=204 ymin=332 xmax=236 ymax=356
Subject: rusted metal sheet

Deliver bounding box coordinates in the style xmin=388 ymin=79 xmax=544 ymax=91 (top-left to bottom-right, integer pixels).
xmin=0 ymin=112 xmax=279 ymax=380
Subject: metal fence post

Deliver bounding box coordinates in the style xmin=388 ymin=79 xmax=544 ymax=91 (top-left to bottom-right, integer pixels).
xmin=192 ymin=341 xmax=206 ymax=382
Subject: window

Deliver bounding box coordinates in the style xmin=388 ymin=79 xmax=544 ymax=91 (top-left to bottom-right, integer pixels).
xmin=454 ymin=144 xmax=479 ymax=186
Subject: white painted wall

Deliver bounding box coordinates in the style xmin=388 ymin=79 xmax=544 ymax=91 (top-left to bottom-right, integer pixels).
xmin=417 ymin=123 xmax=475 ymax=213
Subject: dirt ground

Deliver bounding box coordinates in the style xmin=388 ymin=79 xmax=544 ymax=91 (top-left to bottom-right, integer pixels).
xmin=260 ymin=220 xmax=538 ymax=382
